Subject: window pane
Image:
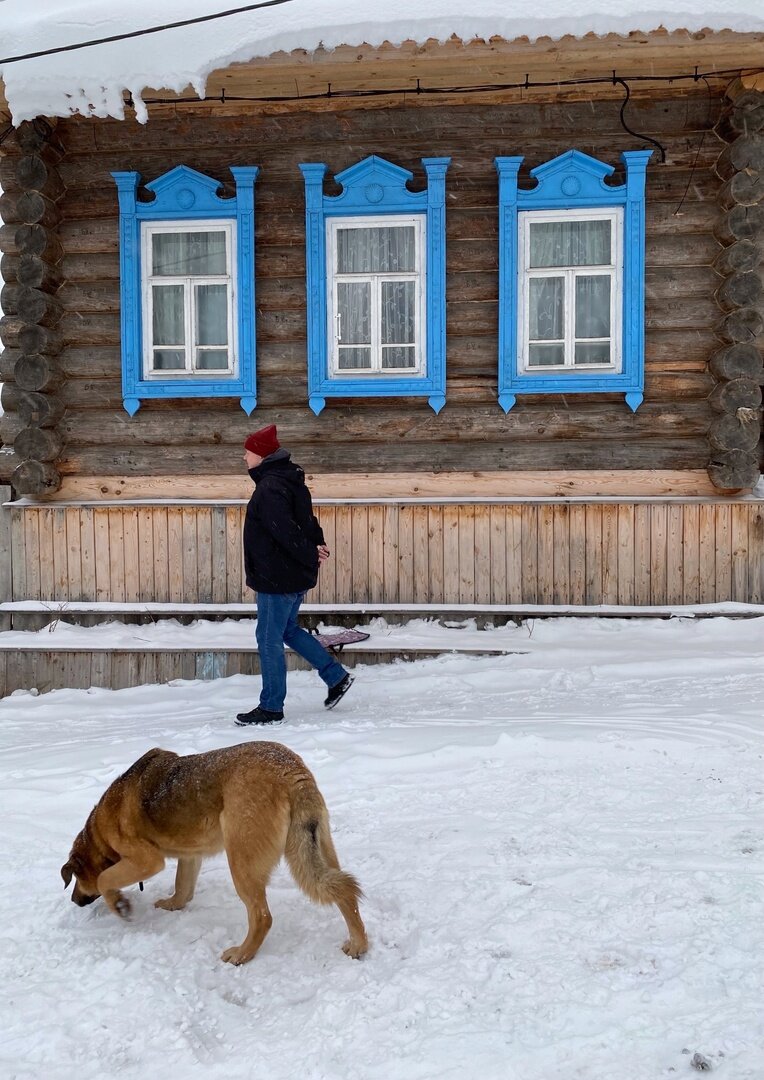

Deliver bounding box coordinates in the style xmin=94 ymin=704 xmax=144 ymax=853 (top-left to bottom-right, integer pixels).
xmin=575 ymin=275 xmax=611 ymax=338
xmin=196 ymin=349 xmax=229 ymax=370
xmin=337 ymin=282 xmax=370 ymax=344
xmin=337 ymin=226 xmax=416 ymax=273
xmin=529 ymin=277 xmax=564 ymax=341
xmin=529 ymin=219 xmax=611 ymax=267
xmin=338 ymin=347 xmax=372 ymax=369
xmin=574 ymin=343 xmax=611 ymax=365
xmin=152 ymin=231 xmax=227 ymax=276
xmin=152 ymin=349 xmax=185 ymax=370
xmin=196 ymin=284 xmax=228 ymax=345
xmin=382 ymin=346 xmax=416 ymax=369
xmin=152 ymin=284 xmax=185 ymax=345
xmin=381 ymin=280 xmax=415 ymax=344
xmin=528 ymin=344 xmax=565 ymax=368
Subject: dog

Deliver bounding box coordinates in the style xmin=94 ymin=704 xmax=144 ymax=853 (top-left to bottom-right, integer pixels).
xmin=61 ymin=741 xmax=368 ymax=965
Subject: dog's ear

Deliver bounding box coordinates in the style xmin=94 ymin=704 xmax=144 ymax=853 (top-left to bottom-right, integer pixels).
xmin=61 ymin=861 xmax=74 ymax=889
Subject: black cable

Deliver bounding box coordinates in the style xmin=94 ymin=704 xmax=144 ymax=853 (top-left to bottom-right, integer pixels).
xmin=614 ymin=77 xmax=666 ymax=162
xmin=0 ymin=0 xmax=297 ymax=65
xmin=674 ymin=75 xmax=715 ymax=215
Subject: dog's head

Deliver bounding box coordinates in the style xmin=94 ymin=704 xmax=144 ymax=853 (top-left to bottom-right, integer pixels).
xmin=61 ymin=828 xmax=114 ymax=907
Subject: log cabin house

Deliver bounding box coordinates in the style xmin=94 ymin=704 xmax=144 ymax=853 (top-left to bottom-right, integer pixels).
xmin=0 ymin=3 xmax=763 ymax=689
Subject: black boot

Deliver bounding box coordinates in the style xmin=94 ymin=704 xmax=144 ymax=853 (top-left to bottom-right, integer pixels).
xmin=235 ymin=706 xmax=284 ymax=726
xmin=324 ymin=674 xmax=354 ymax=710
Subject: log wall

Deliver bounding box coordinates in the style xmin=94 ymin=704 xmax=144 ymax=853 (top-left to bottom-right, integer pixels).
xmin=1 ymin=89 xmax=752 ymax=481
xmin=7 ymin=499 xmax=764 ymax=606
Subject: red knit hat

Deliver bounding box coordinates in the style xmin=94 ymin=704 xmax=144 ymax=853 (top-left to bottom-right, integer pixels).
xmin=244 ymin=425 xmax=280 ymax=457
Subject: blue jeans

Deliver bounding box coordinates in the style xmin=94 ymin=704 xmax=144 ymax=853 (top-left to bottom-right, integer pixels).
xmin=255 ymin=591 xmax=347 ymax=712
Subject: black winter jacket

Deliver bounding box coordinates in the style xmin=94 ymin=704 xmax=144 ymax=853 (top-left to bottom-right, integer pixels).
xmin=243 ymin=449 xmax=325 ymax=594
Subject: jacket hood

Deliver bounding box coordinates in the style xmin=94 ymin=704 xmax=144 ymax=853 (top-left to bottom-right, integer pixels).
xmin=248 ymin=449 xmax=305 ymax=486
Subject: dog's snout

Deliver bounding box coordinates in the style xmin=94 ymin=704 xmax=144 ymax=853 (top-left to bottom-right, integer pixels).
xmin=72 ymin=889 xmax=97 ymax=907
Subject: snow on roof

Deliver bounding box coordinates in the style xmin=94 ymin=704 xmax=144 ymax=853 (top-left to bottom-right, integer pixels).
xmin=1 ymin=0 xmax=763 ymax=124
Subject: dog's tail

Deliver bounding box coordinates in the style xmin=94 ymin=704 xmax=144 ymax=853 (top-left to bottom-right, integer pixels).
xmin=284 ymin=781 xmax=363 ymax=909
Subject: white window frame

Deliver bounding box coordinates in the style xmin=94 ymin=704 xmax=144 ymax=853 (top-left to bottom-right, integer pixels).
xmin=326 ymin=214 xmax=426 ymax=377
xmin=517 ymin=207 xmax=623 ymax=374
xmin=141 ymin=219 xmax=237 ymax=379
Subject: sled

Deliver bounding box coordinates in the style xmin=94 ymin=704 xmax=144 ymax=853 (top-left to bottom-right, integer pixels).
xmin=310 ymin=627 xmax=371 ymax=655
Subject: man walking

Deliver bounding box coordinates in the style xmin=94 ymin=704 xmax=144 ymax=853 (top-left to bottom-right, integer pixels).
xmin=236 ymin=424 xmax=353 ymax=725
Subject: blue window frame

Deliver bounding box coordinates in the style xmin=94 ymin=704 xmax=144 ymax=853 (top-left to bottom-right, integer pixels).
xmin=494 ymin=149 xmax=652 ymax=413
xmin=112 ymin=165 xmax=259 ymax=416
xmin=299 ymin=155 xmax=450 ymax=415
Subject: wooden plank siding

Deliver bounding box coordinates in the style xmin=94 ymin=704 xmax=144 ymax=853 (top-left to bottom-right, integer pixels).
xmin=6 ymin=501 xmax=764 ymax=606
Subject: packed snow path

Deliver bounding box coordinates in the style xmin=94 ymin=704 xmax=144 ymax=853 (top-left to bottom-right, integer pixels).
xmin=1 ymin=617 xmax=762 ymax=1079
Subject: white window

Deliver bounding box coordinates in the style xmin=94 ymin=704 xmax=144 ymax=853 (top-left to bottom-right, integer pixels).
xmin=141 ymin=221 xmax=236 ymax=377
xmin=518 ymin=208 xmax=622 ymax=373
xmin=326 ymin=215 xmax=426 ymax=376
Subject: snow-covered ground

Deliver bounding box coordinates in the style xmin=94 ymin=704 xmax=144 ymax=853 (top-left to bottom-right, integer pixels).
xmin=1 ymin=616 xmax=763 ymax=1080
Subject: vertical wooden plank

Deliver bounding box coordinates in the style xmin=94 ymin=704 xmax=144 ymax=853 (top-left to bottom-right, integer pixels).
xmin=38 ymin=508 xmax=55 ymax=601
xmin=196 ymin=507 xmax=213 ymax=603
xmin=137 ymin=507 xmax=155 ymax=602
xmin=666 ymin=504 xmax=684 ymax=605
xmin=167 ymin=507 xmax=184 ymax=603
xmin=568 ymin=504 xmax=586 ymax=606
xmin=583 ymin=505 xmax=602 ymax=605
xmin=617 ymin=503 xmax=635 ymax=606
xmin=489 ymin=505 xmax=507 ymax=604
xmin=79 ymin=507 xmax=96 ymax=601
xmin=0 ymin=487 xmax=11 ymax=627
xmin=351 ymin=505 xmax=369 ymax=604
xmin=731 ymin=503 xmax=749 ymax=602
xmin=316 ymin=505 xmax=336 ymax=603
xmin=107 ymin=507 xmax=125 ymax=603
xmin=682 ymin=504 xmax=700 ymax=605
xmin=52 ymin=507 xmax=69 ymax=600
xmin=366 ymin=505 xmax=385 ymax=604
xmin=474 ymin=505 xmax=491 ymax=605
xmin=697 ymin=503 xmax=717 ymax=604
xmin=152 ymin=507 xmax=170 ymax=603
xmin=93 ymin=508 xmax=111 ymax=602
xmin=122 ymin=507 xmax=140 ymax=603
xmin=552 ymin=504 xmax=570 ymax=605
xmin=601 ymin=503 xmax=619 ymax=605
xmin=749 ymin=506 xmax=764 ymax=604
xmin=66 ymin=508 xmax=83 ymax=602
xmin=398 ymin=504 xmax=414 ymax=604
xmin=506 ymin=505 xmax=523 ymax=604
xmin=521 ymin=504 xmax=538 ymax=603
xmin=10 ymin=506 xmax=27 ymax=600
xmin=649 ymin=503 xmax=667 ymax=604
xmin=536 ymin=503 xmax=554 ymax=604
xmin=442 ymin=505 xmax=460 ymax=603
xmin=334 ymin=505 xmax=353 ymax=603
xmin=413 ymin=505 xmax=431 ymax=604
xmin=209 ymin=507 xmax=227 ymax=604
xmin=181 ymin=507 xmax=199 ymax=603
xmin=458 ymin=504 xmax=476 ymax=604
xmin=382 ymin=504 xmax=400 ymax=603
xmin=633 ymin=503 xmax=651 ymax=606
xmin=428 ymin=505 xmax=444 ymax=604
xmin=224 ymin=506 xmax=241 ymax=603
xmin=714 ymin=503 xmax=731 ymax=602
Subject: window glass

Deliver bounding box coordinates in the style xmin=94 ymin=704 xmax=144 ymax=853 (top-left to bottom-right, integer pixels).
xmin=196 ymin=349 xmax=229 ymax=370
xmin=152 ymin=349 xmax=185 ymax=370
xmin=337 ymin=225 xmax=416 ymax=273
xmin=575 ymin=275 xmax=611 ymax=339
xmin=381 ymin=280 xmax=415 ymax=345
xmin=574 ymin=342 xmax=611 ymax=365
xmin=338 ymin=281 xmax=371 ymax=346
xmin=529 ymin=219 xmax=611 ymax=267
xmin=529 ymin=277 xmax=564 ymax=341
xmin=152 ymin=284 xmax=184 ymax=346
xmin=152 ymin=231 xmax=227 ymax=276
xmin=338 ymin=347 xmax=372 ymax=370
xmin=195 ymin=284 xmax=228 ymax=346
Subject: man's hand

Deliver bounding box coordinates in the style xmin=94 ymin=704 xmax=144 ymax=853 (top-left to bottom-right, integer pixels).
xmin=318 ymin=544 xmax=331 ymax=563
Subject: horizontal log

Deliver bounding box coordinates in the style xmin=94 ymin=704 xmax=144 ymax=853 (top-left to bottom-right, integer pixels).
xmin=14 ymin=426 xmax=64 ymax=462
xmin=714 ymin=204 xmax=764 ymax=245
xmin=14 ymin=354 xmax=64 ymax=392
xmin=15 ymin=390 xmax=65 ymax=427
xmin=14 ymin=286 xmax=63 ymax=328
xmin=708 ymin=410 xmax=763 ymax=452
xmin=15 ymin=155 xmax=66 ymax=201
xmin=714 ymin=135 xmax=764 ymax=181
xmin=714 ymin=271 xmax=764 ymax=312
xmin=16 ymin=192 xmax=62 ymax=229
xmin=11 ymin=460 xmax=62 ymax=496
xmin=18 ymin=323 xmax=63 ymax=356
xmin=15 ymin=223 xmax=63 ymax=262
xmin=708 ymin=378 xmax=763 ymax=413
xmin=708 ymin=343 xmax=764 ymax=381
xmin=0 ymin=413 xmax=23 ymax=446
xmin=60 ymin=251 xmax=120 ymax=282
xmin=14 ymin=120 xmax=60 ymax=155
xmin=0 ymin=315 xmax=23 ymax=352
xmin=713 ymin=240 xmax=761 ymax=276
xmin=16 ymin=254 xmax=63 ymax=291
xmin=707 ymin=449 xmax=761 ymax=492
xmin=718 ymin=171 xmax=764 ymax=210
xmin=0 ymin=284 xmax=18 ymax=316
xmin=60 ymin=436 xmax=713 ymax=475
xmin=715 ymin=307 xmax=764 ymax=344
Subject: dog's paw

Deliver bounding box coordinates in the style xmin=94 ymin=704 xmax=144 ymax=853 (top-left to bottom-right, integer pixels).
xmin=113 ymin=894 xmax=132 ymax=919
xmin=342 ymin=937 xmax=368 ymax=959
xmin=155 ymin=896 xmax=186 ymax=911
xmin=221 ymin=945 xmax=254 ymax=966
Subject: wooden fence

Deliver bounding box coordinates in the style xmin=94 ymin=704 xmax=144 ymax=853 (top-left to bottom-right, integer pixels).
xmin=5 ymin=499 xmax=764 ymax=606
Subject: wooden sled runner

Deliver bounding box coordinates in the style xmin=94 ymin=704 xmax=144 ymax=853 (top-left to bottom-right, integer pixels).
xmin=310 ymin=628 xmax=371 ymax=655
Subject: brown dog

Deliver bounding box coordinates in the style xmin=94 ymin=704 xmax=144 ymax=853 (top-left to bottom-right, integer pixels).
xmin=61 ymin=741 xmax=368 ymax=965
